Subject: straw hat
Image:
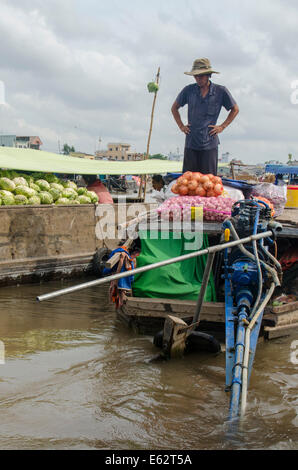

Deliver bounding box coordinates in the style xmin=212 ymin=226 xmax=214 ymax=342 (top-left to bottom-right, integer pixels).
xmin=184 ymin=58 xmax=219 ymax=76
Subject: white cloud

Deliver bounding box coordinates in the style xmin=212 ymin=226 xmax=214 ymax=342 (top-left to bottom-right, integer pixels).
xmin=0 ymin=0 xmax=297 ymax=163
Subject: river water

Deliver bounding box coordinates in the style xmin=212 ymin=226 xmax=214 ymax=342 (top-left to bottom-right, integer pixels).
xmin=0 ymin=279 xmax=297 ymax=450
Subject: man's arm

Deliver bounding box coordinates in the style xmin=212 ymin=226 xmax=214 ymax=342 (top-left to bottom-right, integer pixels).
xmin=208 ymin=104 xmax=239 ymax=136
xmin=171 ymin=101 xmax=190 ymax=135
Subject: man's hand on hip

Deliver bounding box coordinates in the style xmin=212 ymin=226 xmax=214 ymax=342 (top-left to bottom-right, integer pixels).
xmin=180 ymin=124 xmax=191 ymax=135
xmin=208 ymin=124 xmax=224 ymax=136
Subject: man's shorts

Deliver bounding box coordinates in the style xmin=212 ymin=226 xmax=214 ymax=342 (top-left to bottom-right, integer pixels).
xmin=182 ymin=147 xmax=218 ymax=175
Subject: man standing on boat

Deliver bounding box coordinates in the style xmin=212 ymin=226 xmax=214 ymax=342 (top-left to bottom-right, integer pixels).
xmin=171 ymin=58 xmax=239 ymax=175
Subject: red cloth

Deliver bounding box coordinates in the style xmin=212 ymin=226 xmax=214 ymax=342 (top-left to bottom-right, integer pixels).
xmin=87 ymin=181 xmax=113 ymax=204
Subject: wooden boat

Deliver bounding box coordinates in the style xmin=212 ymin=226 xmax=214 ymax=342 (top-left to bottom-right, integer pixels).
xmin=115 ymin=207 xmax=298 ymax=345
xmin=117 ymin=298 xmax=225 ymax=337
xmin=117 ymin=296 xmax=298 ymax=341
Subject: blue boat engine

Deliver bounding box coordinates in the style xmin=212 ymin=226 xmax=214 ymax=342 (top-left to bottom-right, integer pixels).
xmin=222 ymin=199 xmax=282 ymax=420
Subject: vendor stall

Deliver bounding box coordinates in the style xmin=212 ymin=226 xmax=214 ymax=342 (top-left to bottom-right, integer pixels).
xmin=265 ymin=164 xmax=298 ymax=209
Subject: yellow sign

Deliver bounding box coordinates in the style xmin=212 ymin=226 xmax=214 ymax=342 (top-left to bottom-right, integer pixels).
xmin=191 ymin=206 xmax=203 ymax=221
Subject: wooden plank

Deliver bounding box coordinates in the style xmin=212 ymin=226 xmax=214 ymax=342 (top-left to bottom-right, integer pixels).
xmin=126 ymin=297 xmax=195 ymax=307
xmin=276 ymin=208 xmax=298 ymax=226
xmin=122 ymin=306 xmax=189 ymax=318
xmin=264 ymin=308 xmax=279 ymax=325
xmin=277 ymin=311 xmax=298 ymax=326
xmin=121 ymin=305 xmax=225 ymax=323
xmin=162 ymin=315 xmax=188 ymax=358
xmin=126 ymin=297 xmax=225 ymax=314
xmin=263 ymin=313 xmax=278 ymax=326
xmin=124 ymin=298 xmax=298 ymax=327
xmin=271 ymin=301 xmax=298 ymax=314
xmin=264 ymin=322 xmax=298 ymax=339
xmin=122 ymin=306 xmax=194 ymax=321
xmin=126 ymin=298 xmax=171 ymax=312
xmin=254 ymin=309 xmax=298 ymax=327
xmin=170 ymin=301 xmax=225 ymax=315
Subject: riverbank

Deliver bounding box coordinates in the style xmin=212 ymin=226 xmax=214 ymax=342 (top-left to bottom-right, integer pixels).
xmin=0 ymin=203 xmax=154 ymax=286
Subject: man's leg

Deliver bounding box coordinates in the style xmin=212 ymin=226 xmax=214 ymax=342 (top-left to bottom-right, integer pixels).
xmin=183 ymin=147 xmax=218 ymax=174
xmin=182 ymin=148 xmax=199 ymax=172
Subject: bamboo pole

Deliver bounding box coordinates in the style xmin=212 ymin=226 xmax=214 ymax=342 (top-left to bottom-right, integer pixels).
xmin=230 ymin=162 xmax=236 ymax=179
xmin=138 ymin=67 xmax=161 ymax=200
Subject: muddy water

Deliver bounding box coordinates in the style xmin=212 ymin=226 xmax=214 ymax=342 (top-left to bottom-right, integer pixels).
xmin=0 ymin=279 xmax=297 ymax=450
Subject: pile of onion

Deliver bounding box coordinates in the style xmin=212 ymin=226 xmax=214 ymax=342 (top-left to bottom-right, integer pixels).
xmin=171 ymin=171 xmax=224 ymax=197
xmin=157 ymin=195 xmax=236 ymax=222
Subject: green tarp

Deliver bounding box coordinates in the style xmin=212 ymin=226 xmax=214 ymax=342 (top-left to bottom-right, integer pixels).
xmin=0 ymin=147 xmax=183 ymax=175
xmin=132 ymin=231 xmax=216 ymax=301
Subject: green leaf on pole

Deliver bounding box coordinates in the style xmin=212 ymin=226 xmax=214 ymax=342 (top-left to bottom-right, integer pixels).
xmin=147 ymin=81 xmax=159 ymax=93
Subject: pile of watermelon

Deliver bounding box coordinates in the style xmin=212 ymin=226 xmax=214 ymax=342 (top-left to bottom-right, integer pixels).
xmin=0 ymin=171 xmax=98 ymax=206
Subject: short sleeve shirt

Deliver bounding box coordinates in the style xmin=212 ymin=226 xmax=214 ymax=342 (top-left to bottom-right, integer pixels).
xmin=175 ymin=81 xmax=237 ymax=150
xmin=87 ymin=180 xmax=114 ymax=204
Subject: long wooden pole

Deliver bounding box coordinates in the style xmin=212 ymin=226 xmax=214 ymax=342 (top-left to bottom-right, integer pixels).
xmin=138 ymin=67 xmax=160 ymax=200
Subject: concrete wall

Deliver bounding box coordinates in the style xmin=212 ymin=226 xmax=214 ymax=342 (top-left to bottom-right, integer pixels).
xmin=0 ymin=202 xmax=156 ymax=285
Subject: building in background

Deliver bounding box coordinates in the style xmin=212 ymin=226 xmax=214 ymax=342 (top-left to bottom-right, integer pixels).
xmin=15 ymin=136 xmax=43 ymax=150
xmin=266 ymin=160 xmax=283 ymax=165
xmin=219 ymin=152 xmax=230 ymax=163
xmin=95 ymin=143 xmax=142 ymax=161
xmin=0 ymin=135 xmax=16 ymax=147
xmin=0 ymin=135 xmax=43 ymax=150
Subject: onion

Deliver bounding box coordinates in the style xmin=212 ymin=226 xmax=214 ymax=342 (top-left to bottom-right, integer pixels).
xmin=171 ymin=183 xmax=179 ymax=194
xmin=200 ymin=175 xmax=209 ymax=184
xmin=213 ymin=176 xmax=222 ymax=185
xmin=179 ymin=185 xmax=188 ymax=195
xmin=158 ymin=195 xmax=237 ymax=224
xmin=188 ymin=179 xmax=198 ymax=191
xmin=177 ymin=176 xmax=188 ymax=186
xmin=203 ymin=181 xmax=213 ymax=191
xmin=192 ymin=172 xmax=202 ymax=182
xmin=183 ymin=171 xmax=193 ymax=180
xmin=214 ymin=183 xmax=223 ymax=195
xmin=196 ymin=186 xmax=206 ymax=197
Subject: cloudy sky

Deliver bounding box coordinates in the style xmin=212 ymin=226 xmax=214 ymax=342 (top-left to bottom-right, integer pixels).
xmin=0 ymin=0 xmax=297 ymax=163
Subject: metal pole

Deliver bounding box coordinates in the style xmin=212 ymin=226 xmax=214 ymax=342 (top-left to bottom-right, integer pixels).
xmin=37 ymin=230 xmax=273 ymax=303
xmin=240 ymin=282 xmax=276 ymax=418
xmin=192 ymin=252 xmax=215 ymax=324
xmin=229 ymin=307 xmax=247 ymax=421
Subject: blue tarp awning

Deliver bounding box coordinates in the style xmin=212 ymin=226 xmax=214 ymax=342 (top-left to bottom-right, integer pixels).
xmin=265 ymin=164 xmax=298 ymax=175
